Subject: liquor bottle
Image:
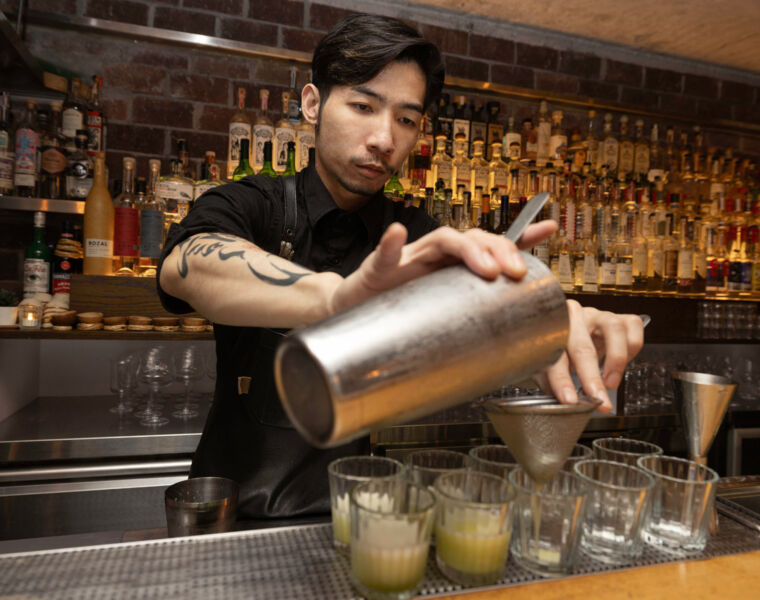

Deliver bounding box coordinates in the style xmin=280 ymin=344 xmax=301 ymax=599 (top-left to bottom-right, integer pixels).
xmin=433 ymin=187 xmax=451 ymax=226
xmin=614 ymin=183 xmax=635 ymax=292
xmin=83 ymin=153 xmax=114 ymax=275
xmin=138 ymin=161 xmax=165 ymax=276
xmin=177 ymin=138 xmax=193 ymax=179
xmin=598 ymin=185 xmax=619 ymax=292
xmin=157 ymin=159 xmax=194 ymax=232
xmin=559 ymin=171 xmax=576 ymax=244
xmin=488 ymin=142 xmax=509 ymax=200
xmin=273 ymin=92 xmax=295 ymax=173
xmin=725 ymin=196 xmax=745 ymax=296
xmin=599 ymin=113 xmax=618 ymax=175
xmin=478 ymin=192 xmax=492 ymax=232
xmin=227 ymin=87 xmax=252 ymax=180
xmin=87 ymin=75 xmax=105 ymax=157
xmin=23 ymin=211 xmax=52 ymax=297
xmin=258 ymin=140 xmax=277 ymax=177
xmin=485 ymin=101 xmax=503 ymax=161
xmin=435 ymin=94 xmax=455 ymax=157
xmin=194 ymin=151 xmax=224 ymax=199
xmin=283 ymin=141 xmax=297 ymax=177
xmin=39 ymin=102 xmax=67 ymax=199
xmin=431 ymin=134 xmax=453 ymax=190
xmin=62 ymin=78 xmax=86 ymax=150
xmin=52 ymin=220 xmax=81 ymax=295
xmin=693 ymin=211 xmax=708 ymax=295
xmin=452 ymin=137 xmax=471 ymax=195
xmin=632 ymin=186 xmax=650 ymax=293
xmin=633 ymin=119 xmax=649 ymax=178
xmin=567 ymin=129 xmax=585 ymax=174
xmin=233 ymin=138 xmax=255 ymax=181
xmin=296 ymin=118 xmax=315 ymax=172
xmin=469 ymin=103 xmax=487 ymax=158
xmin=469 ymin=140 xmax=489 ymax=199
xmin=533 ymin=100 xmax=550 ymax=167
xmin=585 ymin=110 xmax=599 ymax=174
xmin=0 ymin=92 xmax=14 ymax=195
xmin=422 ymin=186 xmax=434 ymax=217
xmin=677 ymin=130 xmax=691 ymax=174
xmin=548 ymin=111 xmax=567 ymax=164
xmin=521 ymin=118 xmax=537 ymax=163
xmin=13 ymin=100 xmax=40 ymax=197
xmin=384 ymin=172 xmax=405 ymax=201
xmin=749 ymin=226 xmax=760 ymax=298
xmin=617 ymin=115 xmax=634 ymax=182
xmin=692 ymin=126 xmax=706 ymax=179
xmin=503 ymin=116 xmax=521 ymax=162
xmin=647 ymin=124 xmax=665 ymax=183
xmin=452 ymin=96 xmax=471 ymax=155
xmin=112 ymin=157 xmax=139 ymax=277
xmin=455 ymin=191 xmax=474 ymax=231
xmin=249 ymin=89 xmax=274 ymax=173
xmin=64 ymin=130 xmax=93 ymax=200
xmin=661 ymin=199 xmax=680 ymax=294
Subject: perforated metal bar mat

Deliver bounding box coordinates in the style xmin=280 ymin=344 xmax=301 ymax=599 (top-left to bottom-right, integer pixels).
xmin=1 ymin=507 xmax=758 ymax=600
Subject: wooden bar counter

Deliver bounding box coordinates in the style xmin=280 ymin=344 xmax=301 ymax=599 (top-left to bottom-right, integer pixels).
xmin=446 ymin=550 xmax=760 ymax=599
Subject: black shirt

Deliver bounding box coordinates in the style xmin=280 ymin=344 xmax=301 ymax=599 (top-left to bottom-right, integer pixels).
xmin=157 ymin=165 xmax=437 ymax=518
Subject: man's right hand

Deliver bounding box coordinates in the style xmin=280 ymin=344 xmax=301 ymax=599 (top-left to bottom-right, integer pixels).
xmin=328 ymin=220 xmax=557 ymax=315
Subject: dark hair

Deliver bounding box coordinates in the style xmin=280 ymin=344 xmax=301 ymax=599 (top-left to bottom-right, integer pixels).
xmin=312 ymin=14 xmax=445 ymax=112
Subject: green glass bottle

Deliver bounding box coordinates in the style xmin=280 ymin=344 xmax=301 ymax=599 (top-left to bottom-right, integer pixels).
xmin=258 ymin=140 xmax=277 ymax=177
xmin=383 ymin=172 xmax=404 ymax=201
xmin=23 ymin=211 xmax=52 ymax=297
xmin=282 ymin=141 xmax=297 ymax=177
xmin=233 ymin=138 xmax=254 ymax=181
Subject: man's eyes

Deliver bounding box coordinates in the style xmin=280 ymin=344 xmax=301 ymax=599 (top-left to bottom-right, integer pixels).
xmin=352 ymin=103 xmax=371 ymax=112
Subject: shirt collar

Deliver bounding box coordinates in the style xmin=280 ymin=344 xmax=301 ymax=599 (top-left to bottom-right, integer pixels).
xmin=304 ymin=165 xmax=391 ymax=242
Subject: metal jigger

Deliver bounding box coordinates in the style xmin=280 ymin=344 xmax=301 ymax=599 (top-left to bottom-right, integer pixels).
xmin=483 ymin=396 xmax=601 ymax=485
xmin=671 ymin=371 xmax=737 ymax=534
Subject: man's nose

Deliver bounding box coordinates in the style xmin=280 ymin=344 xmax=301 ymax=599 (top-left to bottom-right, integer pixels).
xmin=366 ymin=112 xmax=395 ymax=156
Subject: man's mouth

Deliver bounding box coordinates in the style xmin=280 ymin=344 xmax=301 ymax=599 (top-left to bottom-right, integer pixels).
xmin=354 ymin=162 xmax=390 ymax=178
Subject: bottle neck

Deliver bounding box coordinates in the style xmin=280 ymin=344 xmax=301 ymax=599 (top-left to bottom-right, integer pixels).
xmin=33 ymin=226 xmax=45 ymax=245
xmin=122 ymin=169 xmax=134 ymax=194
xmin=286 ymin=148 xmax=296 ymax=172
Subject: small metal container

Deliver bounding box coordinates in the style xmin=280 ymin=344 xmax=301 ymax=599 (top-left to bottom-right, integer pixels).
xmin=165 ymin=476 xmax=239 ymax=537
xmin=275 ymin=252 xmax=568 ymax=448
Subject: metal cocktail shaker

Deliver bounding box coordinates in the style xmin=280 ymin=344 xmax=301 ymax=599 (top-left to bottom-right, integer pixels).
xmin=274 ymin=252 xmax=569 ymax=448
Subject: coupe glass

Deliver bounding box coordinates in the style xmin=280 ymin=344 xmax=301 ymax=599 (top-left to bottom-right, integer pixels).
xmin=136 ymin=346 xmax=173 ymax=427
xmin=173 ymin=345 xmax=204 ymax=419
xmin=109 ymin=355 xmax=136 ymax=414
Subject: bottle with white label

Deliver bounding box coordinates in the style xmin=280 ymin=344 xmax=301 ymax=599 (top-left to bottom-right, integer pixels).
xmin=273 ymin=92 xmax=295 ymax=173
xmin=62 ymin=78 xmax=86 ymax=151
xmin=23 ymin=211 xmax=52 ymax=297
xmin=296 ymin=121 xmax=315 ymax=172
xmin=251 ymin=89 xmax=274 ymax=172
xmin=138 ymin=160 xmax=166 ymax=277
xmin=156 ymin=159 xmax=194 ymax=234
xmin=0 ymin=92 xmax=15 ymax=195
xmin=469 ymin=140 xmax=489 ymax=199
xmin=65 ymin=130 xmax=94 ymax=200
xmin=548 ymin=110 xmax=567 ymax=164
xmin=536 ymin=100 xmax=551 ymax=166
xmin=503 ymin=116 xmax=521 ymax=162
xmin=600 ymin=113 xmax=618 ymax=174
xmin=13 ymin=99 xmax=40 ymax=197
xmin=488 ymin=142 xmax=509 ymax=199
xmin=227 ymin=88 xmax=252 ymax=180
xmin=113 ymin=157 xmax=139 ymax=277
xmin=83 ymin=153 xmax=114 ymax=275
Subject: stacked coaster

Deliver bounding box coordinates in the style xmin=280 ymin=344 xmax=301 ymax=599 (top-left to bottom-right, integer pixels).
xmin=76 ymin=312 xmax=103 ymax=331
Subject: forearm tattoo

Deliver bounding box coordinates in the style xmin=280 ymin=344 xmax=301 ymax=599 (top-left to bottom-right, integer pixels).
xmin=176 ymin=233 xmax=311 ymax=286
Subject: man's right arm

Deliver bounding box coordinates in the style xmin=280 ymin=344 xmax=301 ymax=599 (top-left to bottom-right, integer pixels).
xmin=159 ymin=232 xmax=342 ymax=329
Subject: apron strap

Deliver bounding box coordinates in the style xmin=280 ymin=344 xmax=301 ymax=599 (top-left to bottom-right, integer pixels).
xmin=279 ymin=176 xmax=297 ymax=261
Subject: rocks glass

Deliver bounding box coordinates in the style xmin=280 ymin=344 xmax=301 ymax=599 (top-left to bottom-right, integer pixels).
xmin=403 ymin=449 xmax=469 ymax=489
xmin=561 ymin=443 xmax=593 ymax=472
xmin=592 ymin=437 xmax=663 ymax=466
xmin=509 ymin=467 xmax=589 ymax=577
xmin=327 ymin=456 xmax=404 ymax=550
xmin=434 ymin=470 xmax=515 ymax=586
xmin=350 ymin=478 xmax=435 ymax=600
xmin=468 ymin=444 xmax=518 ymax=480
xmin=637 ymin=455 xmax=719 ymax=555
xmin=573 ymin=459 xmax=655 ymax=563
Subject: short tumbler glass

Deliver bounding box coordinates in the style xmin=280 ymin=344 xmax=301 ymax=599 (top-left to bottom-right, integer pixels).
xmin=573 ymin=459 xmax=655 ymax=563
xmin=592 ymin=437 xmax=663 ymax=466
xmin=509 ymin=467 xmax=589 ymax=577
xmin=434 ymin=470 xmax=515 ymax=586
xmin=350 ymin=478 xmax=435 ymax=600
xmin=636 ymin=455 xmax=719 ymax=555
xmin=561 ymin=443 xmax=593 ymax=472
xmin=328 ymin=456 xmax=405 ymax=550
xmin=404 ymin=449 xmax=469 ymax=489
xmin=468 ymin=444 xmax=518 ymax=480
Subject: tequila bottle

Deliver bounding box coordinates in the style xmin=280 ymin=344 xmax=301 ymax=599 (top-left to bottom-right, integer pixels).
xmin=273 ymin=92 xmax=295 ymax=173
xmin=227 ymin=87 xmax=252 ymax=180
xmin=470 ymin=140 xmax=489 ymax=199
xmin=617 ymin=115 xmax=634 ymax=182
xmin=548 ymin=110 xmax=567 ymax=164
xmin=647 ymin=124 xmax=665 ymax=183
xmin=252 ymin=89 xmax=274 ymax=172
xmin=615 ymin=182 xmax=636 ymax=292
xmin=157 ymin=159 xmax=194 ymax=234
xmin=585 ymin=110 xmax=599 ymax=174
xmin=633 ymin=119 xmax=649 ymax=178
xmin=138 ymin=160 xmax=166 ymax=277
xmin=113 ymin=156 xmax=139 ymax=276
xmin=503 ymin=116 xmax=521 ymax=161
xmin=431 ymin=134 xmax=453 ymax=189
xmin=536 ymin=100 xmax=551 ymax=166
xmin=522 ymin=118 xmax=537 ymax=163
xmin=194 ymin=151 xmax=224 ymax=199
xmin=485 ymin=101 xmax=504 ymax=161
xmin=600 ymin=113 xmax=618 ymax=174
xmin=488 ymin=142 xmax=509 ymax=199
xmin=452 ymin=137 xmax=471 ymax=194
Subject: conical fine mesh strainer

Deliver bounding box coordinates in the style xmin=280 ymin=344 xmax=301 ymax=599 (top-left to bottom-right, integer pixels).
xmin=483 ymin=396 xmax=601 ymax=485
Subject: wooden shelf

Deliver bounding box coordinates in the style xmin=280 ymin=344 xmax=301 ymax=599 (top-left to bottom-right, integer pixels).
xmin=0 ymin=328 xmax=212 ymax=340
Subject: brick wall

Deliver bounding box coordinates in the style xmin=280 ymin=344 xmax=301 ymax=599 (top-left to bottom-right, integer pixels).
xmin=4 ymin=0 xmax=760 ymax=181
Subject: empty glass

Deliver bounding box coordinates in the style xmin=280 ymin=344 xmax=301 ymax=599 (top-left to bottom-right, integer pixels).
xmin=561 ymin=443 xmax=593 ymax=472
xmin=592 ymin=437 xmax=663 ymax=466
xmin=509 ymin=467 xmax=589 ymax=577
xmin=468 ymin=444 xmax=517 ymax=480
xmin=573 ymin=459 xmax=655 ymax=563
xmin=136 ymin=346 xmax=173 ymax=427
xmin=350 ymin=478 xmax=435 ymax=600
xmin=173 ymin=345 xmax=204 ymax=419
xmin=327 ymin=456 xmax=405 ymax=550
xmin=109 ymin=355 xmax=137 ymax=414
xmin=403 ymin=449 xmax=469 ymax=489
xmin=434 ymin=470 xmax=515 ymax=586
xmin=637 ymin=455 xmax=718 ymax=555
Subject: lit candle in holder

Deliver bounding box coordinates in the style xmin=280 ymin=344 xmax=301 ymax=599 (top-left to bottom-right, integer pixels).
xmin=18 ymin=302 xmax=42 ymax=330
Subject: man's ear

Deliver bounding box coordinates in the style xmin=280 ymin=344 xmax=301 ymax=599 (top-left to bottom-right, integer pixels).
xmin=301 ymin=83 xmax=320 ymax=126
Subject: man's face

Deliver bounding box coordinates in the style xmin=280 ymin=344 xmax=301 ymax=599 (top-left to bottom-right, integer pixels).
xmin=304 ymin=61 xmax=426 ymax=207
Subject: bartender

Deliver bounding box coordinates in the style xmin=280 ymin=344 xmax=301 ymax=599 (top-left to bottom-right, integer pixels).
xmin=157 ymin=14 xmax=643 ymax=519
